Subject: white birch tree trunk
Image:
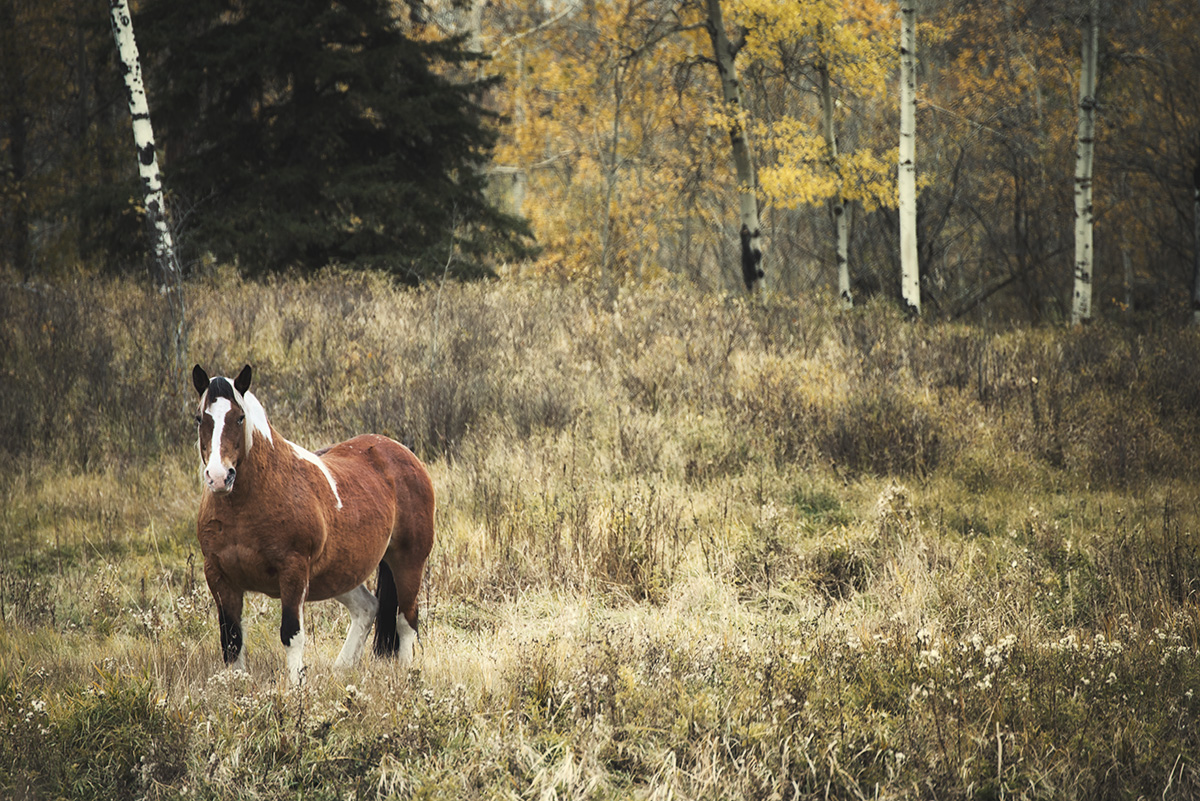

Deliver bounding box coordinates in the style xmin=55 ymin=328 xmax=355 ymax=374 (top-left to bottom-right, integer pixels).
xmin=704 ymin=0 xmax=765 ymax=293
xmin=1070 ymin=0 xmax=1099 ymax=326
xmin=898 ymin=0 xmax=920 ymax=314
xmin=109 ymin=0 xmax=185 ymax=372
xmin=837 ymin=202 xmax=852 ymax=304
xmin=819 ymin=57 xmax=852 ymax=309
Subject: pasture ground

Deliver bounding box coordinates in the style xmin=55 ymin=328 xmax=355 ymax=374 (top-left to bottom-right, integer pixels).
xmin=2 ymin=273 xmax=1199 ymax=799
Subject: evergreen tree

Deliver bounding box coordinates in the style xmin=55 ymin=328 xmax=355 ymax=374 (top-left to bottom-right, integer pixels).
xmin=141 ymin=0 xmax=531 ymax=281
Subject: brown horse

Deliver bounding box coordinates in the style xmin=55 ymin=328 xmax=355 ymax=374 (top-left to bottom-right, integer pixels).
xmin=192 ymin=364 xmax=434 ymax=685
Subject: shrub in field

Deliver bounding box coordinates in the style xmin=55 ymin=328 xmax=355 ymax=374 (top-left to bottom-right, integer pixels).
xmin=807 ymin=535 xmax=873 ymax=599
xmin=0 ymin=669 xmax=189 ymax=801
xmin=730 ymin=358 xmax=944 ymax=477
xmin=0 ymin=281 xmax=181 ymax=463
xmin=819 ymin=381 xmax=944 ymax=477
xmin=0 ymin=568 xmax=57 ymax=628
xmin=680 ymin=410 xmax=754 ymax=484
xmin=451 ymin=470 xmax=689 ymax=602
xmin=587 ymin=484 xmax=689 ymax=603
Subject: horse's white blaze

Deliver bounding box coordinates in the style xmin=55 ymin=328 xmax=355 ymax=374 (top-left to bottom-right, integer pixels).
xmin=333 ymin=584 xmax=379 ymax=668
xmin=396 ymin=615 xmax=417 ymax=668
xmin=203 ymin=397 xmax=233 ymax=487
xmin=288 ymin=440 xmax=343 ymax=509
xmin=286 ymin=608 xmax=306 ymax=686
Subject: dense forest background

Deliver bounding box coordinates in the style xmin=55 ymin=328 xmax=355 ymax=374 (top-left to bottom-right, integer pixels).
xmin=3 ymin=0 xmax=1199 ymax=321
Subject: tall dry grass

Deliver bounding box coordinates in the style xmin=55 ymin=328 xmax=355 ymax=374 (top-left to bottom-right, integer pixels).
xmin=1 ymin=272 xmax=1199 ymax=799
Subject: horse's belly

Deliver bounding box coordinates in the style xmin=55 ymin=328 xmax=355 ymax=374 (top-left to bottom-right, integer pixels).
xmin=306 ymin=521 xmax=391 ymax=600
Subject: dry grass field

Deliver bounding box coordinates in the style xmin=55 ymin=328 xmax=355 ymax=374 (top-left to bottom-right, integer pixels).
xmin=2 ymin=272 xmax=1199 ymax=799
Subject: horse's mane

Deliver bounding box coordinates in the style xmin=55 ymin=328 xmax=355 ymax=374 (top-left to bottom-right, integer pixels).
xmin=237 ymin=390 xmax=273 ymax=451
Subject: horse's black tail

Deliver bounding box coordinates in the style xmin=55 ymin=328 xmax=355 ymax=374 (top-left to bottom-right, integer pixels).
xmin=373 ymin=561 xmax=400 ymax=657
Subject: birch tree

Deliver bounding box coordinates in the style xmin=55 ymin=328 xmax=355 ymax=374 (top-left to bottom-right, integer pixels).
xmin=1070 ymin=0 xmax=1099 ymax=326
xmin=898 ymin=0 xmax=919 ymax=314
xmin=818 ymin=54 xmax=852 ymax=308
xmin=735 ymin=0 xmax=891 ymax=306
xmin=109 ymin=0 xmax=184 ymax=371
xmin=704 ymin=0 xmax=765 ymax=292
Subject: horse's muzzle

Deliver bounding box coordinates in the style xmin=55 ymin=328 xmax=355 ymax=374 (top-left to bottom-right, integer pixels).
xmin=205 ymin=466 xmax=236 ymax=494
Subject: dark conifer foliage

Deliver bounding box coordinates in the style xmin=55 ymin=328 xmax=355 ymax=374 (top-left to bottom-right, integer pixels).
xmin=140 ymin=0 xmax=532 ymax=281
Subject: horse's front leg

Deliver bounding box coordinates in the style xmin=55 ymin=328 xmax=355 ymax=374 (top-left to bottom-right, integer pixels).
xmin=279 ymin=566 xmax=310 ymax=687
xmin=206 ymin=564 xmax=247 ymax=673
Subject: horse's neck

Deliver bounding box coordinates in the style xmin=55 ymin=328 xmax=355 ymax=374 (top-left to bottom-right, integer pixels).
xmin=243 ymin=422 xmax=284 ymax=479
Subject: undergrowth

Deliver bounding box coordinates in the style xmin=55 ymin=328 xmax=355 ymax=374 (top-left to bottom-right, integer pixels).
xmin=1 ymin=273 xmax=1199 ymax=799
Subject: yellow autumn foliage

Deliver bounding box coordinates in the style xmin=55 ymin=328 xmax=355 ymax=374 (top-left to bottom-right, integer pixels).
xmin=481 ymin=0 xmax=737 ymax=285
xmin=730 ymin=0 xmax=896 ymax=212
xmin=398 ymin=0 xmax=1200 ymax=311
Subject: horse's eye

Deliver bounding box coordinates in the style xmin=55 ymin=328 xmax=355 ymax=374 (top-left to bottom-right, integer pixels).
xmin=195 ymin=415 xmax=202 ymax=425
xmin=237 ymin=415 xmax=245 ymax=426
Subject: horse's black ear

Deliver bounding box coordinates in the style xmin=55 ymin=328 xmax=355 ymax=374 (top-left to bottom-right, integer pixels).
xmin=192 ymin=365 xmax=209 ymax=396
xmin=234 ymin=364 xmax=252 ymax=395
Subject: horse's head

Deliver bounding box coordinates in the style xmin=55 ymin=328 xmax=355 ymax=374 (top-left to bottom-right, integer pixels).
xmin=192 ymin=364 xmax=270 ymax=494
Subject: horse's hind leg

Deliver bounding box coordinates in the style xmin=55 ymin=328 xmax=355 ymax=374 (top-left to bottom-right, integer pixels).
xmin=333 ymin=583 xmax=379 ymax=668
xmin=374 ymin=557 xmax=422 ymax=667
